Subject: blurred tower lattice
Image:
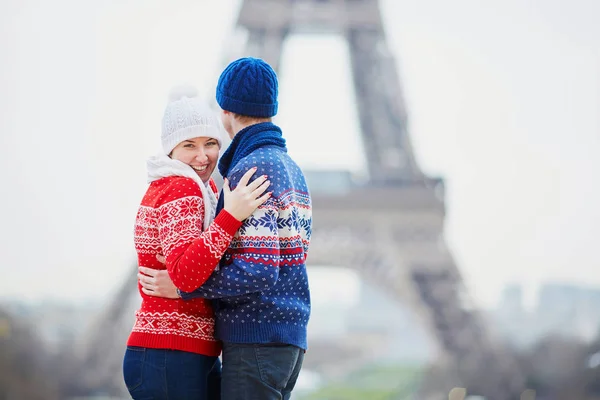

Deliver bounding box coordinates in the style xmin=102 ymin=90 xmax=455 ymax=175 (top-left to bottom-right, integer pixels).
xmin=80 ymin=1 xmax=527 ymax=399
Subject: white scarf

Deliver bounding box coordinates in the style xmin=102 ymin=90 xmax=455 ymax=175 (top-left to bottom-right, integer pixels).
xmin=146 ymin=154 xmax=218 ymax=231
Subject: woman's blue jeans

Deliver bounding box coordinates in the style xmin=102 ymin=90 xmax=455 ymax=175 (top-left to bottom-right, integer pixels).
xmin=123 ymin=346 xmax=221 ymax=400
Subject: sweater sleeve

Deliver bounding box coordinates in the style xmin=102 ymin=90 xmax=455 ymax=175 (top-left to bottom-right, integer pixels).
xmin=157 ymin=179 xmax=243 ymax=292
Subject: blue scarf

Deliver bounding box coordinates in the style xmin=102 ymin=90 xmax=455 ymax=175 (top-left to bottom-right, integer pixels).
xmin=218 ymin=122 xmax=287 ymax=177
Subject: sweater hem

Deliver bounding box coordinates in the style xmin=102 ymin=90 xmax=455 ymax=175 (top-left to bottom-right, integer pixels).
xmin=215 ymin=321 xmax=308 ymax=351
xmin=127 ymin=332 xmax=221 ymax=357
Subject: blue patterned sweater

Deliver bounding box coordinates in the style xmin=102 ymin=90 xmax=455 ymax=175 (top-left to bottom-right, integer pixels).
xmin=180 ymin=145 xmax=312 ymax=350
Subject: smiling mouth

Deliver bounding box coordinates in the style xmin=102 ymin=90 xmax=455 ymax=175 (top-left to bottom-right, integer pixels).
xmin=191 ymin=165 xmax=208 ymax=172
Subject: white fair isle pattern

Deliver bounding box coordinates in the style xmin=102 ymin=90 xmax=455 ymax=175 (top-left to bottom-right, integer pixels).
xmin=132 ymin=311 xmax=217 ymax=342
xmin=201 ymin=223 xmax=233 ymax=258
xmin=134 ymin=205 xmax=160 ymax=254
xmin=157 ymin=196 xmax=205 ymax=256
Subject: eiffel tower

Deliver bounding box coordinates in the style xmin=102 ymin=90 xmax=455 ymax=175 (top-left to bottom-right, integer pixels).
xmin=77 ymin=1 xmax=527 ymax=399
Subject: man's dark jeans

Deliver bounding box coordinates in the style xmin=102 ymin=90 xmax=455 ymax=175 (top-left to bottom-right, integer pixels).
xmin=123 ymin=346 xmax=220 ymax=400
xmin=221 ymin=343 xmax=305 ymax=400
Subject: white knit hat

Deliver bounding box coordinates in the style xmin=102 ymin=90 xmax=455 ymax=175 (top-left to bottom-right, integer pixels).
xmin=161 ymin=85 xmax=223 ymax=155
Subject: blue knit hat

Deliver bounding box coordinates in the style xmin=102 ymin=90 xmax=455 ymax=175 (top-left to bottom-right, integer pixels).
xmin=216 ymin=57 xmax=278 ymax=118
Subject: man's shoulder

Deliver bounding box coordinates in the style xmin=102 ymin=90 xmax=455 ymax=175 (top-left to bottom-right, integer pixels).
xmin=229 ymin=147 xmax=283 ymax=177
xmin=238 ymin=146 xmax=287 ymax=165
xmin=235 ymin=147 xmax=303 ymax=173
xmin=231 ymin=160 xmax=309 ymax=209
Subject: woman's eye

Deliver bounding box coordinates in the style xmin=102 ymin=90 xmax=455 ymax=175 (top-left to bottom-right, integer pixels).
xmin=206 ymin=141 xmax=217 ymax=147
xmin=184 ymin=144 xmax=194 ymax=148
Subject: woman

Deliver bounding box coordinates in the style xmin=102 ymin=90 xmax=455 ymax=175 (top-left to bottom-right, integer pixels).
xmin=123 ymin=86 xmax=271 ymax=399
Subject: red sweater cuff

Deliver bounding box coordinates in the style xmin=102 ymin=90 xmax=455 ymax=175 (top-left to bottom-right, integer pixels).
xmin=213 ymin=210 xmax=243 ymax=236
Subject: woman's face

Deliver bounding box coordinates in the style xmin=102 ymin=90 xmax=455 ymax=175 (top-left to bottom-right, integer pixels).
xmin=170 ymin=137 xmax=220 ymax=182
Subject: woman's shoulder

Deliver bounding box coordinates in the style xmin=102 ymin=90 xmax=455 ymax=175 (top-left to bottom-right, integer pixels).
xmin=147 ymin=176 xmax=203 ymax=206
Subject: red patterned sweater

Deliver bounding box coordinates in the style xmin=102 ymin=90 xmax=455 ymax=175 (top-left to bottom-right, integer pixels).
xmin=127 ymin=176 xmax=242 ymax=356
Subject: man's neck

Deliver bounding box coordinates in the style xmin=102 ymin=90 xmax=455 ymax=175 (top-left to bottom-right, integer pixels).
xmin=231 ymin=119 xmax=271 ymax=139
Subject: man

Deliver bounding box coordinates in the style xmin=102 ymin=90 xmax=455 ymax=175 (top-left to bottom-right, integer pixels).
xmin=139 ymin=57 xmax=312 ymax=400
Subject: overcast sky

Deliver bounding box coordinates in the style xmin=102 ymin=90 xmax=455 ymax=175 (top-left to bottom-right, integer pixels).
xmin=0 ymin=0 xmax=598 ymax=310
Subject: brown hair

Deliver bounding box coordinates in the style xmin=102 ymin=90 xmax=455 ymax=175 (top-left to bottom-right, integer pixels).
xmin=232 ymin=113 xmax=272 ymax=125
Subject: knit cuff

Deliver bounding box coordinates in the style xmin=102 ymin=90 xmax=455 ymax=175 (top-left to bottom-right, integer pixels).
xmin=216 ymin=91 xmax=278 ymax=118
xmin=213 ymin=209 xmax=243 ymax=236
xmin=162 ymin=124 xmax=223 ymax=155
